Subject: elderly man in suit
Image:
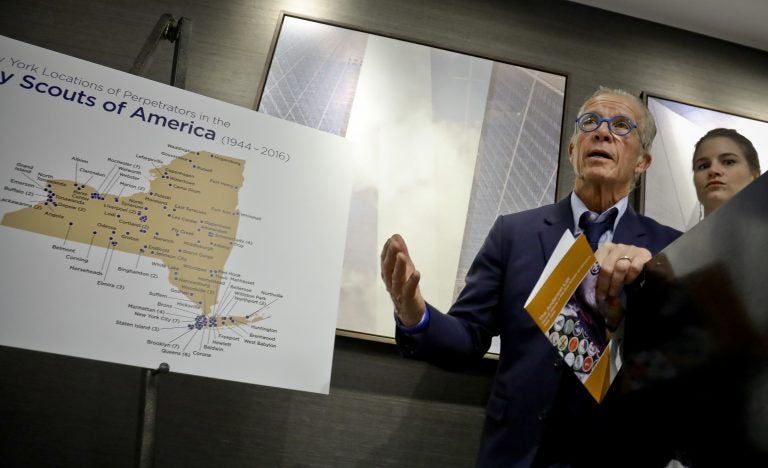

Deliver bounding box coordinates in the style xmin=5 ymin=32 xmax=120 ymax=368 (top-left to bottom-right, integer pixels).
xmin=380 ymin=87 xmax=681 ymax=467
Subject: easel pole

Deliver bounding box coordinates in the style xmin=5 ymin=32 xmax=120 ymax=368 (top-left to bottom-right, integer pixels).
xmin=136 ymin=363 xmax=169 ymax=468
xmin=129 ymin=13 xmax=191 ymax=88
xmin=169 ymin=18 xmax=191 ymax=88
xmin=129 ymin=13 xmax=191 ymax=466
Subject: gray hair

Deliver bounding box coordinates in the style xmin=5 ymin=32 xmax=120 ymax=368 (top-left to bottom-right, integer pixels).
xmin=570 ymin=87 xmax=656 ymax=151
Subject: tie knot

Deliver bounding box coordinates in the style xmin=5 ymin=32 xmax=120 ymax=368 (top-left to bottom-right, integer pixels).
xmin=579 ymin=207 xmax=618 ymax=251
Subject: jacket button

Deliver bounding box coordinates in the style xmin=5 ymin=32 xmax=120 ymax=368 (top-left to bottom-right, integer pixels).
xmin=538 ymin=409 xmax=549 ymax=421
xmin=553 ymin=359 xmax=563 ymax=369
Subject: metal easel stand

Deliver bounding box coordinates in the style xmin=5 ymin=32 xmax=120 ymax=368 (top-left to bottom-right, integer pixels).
xmin=136 ymin=363 xmax=170 ymax=468
xmin=129 ymin=13 xmax=191 ymax=468
xmin=128 ymin=13 xmax=192 ymax=88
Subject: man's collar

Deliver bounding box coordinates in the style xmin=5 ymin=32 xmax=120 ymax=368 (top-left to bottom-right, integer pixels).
xmin=570 ymin=192 xmax=628 ymax=235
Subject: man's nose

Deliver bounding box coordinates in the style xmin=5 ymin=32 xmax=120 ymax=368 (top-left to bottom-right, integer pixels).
xmin=592 ymin=121 xmax=613 ymax=140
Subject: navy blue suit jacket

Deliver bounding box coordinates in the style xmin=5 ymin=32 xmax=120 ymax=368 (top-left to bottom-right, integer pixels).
xmin=396 ymin=196 xmax=681 ymax=467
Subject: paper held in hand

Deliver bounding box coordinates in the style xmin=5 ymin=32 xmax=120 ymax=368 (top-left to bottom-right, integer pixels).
xmin=525 ymin=230 xmax=623 ymax=402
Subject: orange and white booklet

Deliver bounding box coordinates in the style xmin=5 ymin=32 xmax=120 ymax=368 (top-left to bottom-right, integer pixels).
xmin=525 ymin=230 xmax=623 ymax=402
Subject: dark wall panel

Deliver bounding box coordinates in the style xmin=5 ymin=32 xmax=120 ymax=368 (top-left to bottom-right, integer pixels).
xmin=2 ymin=0 xmax=767 ymax=466
xmin=152 ymin=337 xmax=494 ymax=467
xmin=0 ymin=346 xmax=140 ymax=467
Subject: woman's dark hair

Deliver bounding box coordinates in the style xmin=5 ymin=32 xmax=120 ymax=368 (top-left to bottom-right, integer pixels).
xmin=693 ymin=128 xmax=761 ymax=174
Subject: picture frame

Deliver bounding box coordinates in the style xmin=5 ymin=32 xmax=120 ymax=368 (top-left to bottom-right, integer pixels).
xmin=256 ymin=12 xmax=568 ymax=351
xmin=640 ymin=93 xmax=768 ymax=232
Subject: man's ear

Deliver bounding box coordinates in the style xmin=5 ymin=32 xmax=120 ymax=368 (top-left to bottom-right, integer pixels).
xmin=568 ymin=143 xmax=574 ymax=164
xmin=636 ymin=151 xmax=652 ymax=174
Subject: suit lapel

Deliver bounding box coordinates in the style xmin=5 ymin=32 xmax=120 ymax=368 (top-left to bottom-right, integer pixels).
xmin=612 ymin=205 xmax=647 ymax=246
xmin=539 ymin=196 xmax=574 ymax=262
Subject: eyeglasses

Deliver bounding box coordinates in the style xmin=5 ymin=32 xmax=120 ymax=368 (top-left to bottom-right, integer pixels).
xmin=575 ymin=112 xmax=638 ymax=137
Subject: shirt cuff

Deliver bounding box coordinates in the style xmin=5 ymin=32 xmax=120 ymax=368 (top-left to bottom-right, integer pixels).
xmin=394 ymin=305 xmax=430 ymax=333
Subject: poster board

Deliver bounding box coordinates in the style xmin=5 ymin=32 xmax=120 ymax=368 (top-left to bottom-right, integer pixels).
xmin=257 ymin=13 xmax=568 ymax=352
xmin=0 ymin=35 xmax=353 ymax=394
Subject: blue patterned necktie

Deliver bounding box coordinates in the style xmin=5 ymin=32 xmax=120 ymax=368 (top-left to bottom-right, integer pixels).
xmin=578 ymin=207 xmax=618 ymax=251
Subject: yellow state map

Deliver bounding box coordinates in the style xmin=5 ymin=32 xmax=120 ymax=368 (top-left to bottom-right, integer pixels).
xmin=1 ymin=150 xmax=262 ymax=327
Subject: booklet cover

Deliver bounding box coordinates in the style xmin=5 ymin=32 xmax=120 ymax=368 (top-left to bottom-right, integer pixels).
xmin=525 ymin=230 xmax=622 ymax=402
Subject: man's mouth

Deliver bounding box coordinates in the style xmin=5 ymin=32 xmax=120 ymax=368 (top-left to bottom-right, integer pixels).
xmin=587 ymin=150 xmax=613 ymax=160
xmin=707 ymin=180 xmax=725 ymax=188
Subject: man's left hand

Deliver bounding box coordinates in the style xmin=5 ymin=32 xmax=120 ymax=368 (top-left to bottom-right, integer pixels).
xmin=594 ymin=242 xmax=652 ymax=328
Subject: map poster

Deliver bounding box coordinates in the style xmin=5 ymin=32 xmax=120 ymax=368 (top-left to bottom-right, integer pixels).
xmin=0 ymin=35 xmax=353 ymax=394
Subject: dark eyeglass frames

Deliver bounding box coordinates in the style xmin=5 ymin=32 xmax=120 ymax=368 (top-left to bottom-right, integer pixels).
xmin=575 ymin=112 xmax=638 ymax=137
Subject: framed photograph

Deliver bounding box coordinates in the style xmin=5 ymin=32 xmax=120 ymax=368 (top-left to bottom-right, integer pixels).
xmin=256 ymin=12 xmax=568 ymax=349
xmin=641 ymin=93 xmax=768 ymax=232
